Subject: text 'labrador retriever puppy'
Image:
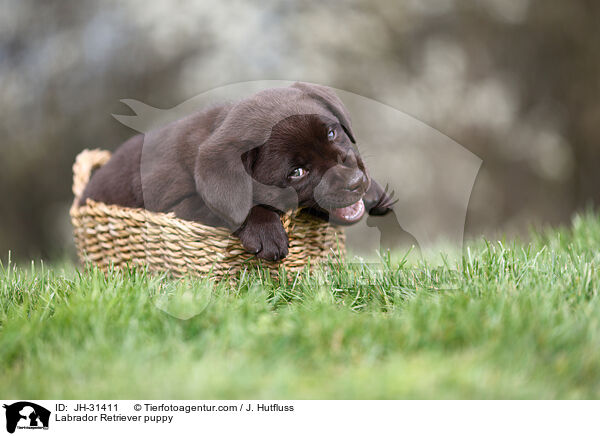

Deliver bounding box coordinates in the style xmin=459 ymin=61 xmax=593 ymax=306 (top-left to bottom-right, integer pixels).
xmin=80 ymin=82 xmax=395 ymax=261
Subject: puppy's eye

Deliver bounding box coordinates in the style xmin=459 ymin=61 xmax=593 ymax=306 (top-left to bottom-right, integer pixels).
xmin=327 ymin=127 xmax=336 ymax=141
xmin=289 ymin=167 xmax=308 ymax=179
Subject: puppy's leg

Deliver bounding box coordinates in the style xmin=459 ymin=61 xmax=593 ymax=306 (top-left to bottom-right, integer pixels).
xmin=363 ymin=179 xmax=397 ymax=216
xmin=172 ymin=197 xmax=289 ymax=261
xmin=233 ymin=206 xmax=289 ymax=261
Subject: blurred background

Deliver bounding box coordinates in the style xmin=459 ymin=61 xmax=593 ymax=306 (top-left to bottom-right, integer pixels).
xmin=1 ymin=0 xmax=599 ymax=261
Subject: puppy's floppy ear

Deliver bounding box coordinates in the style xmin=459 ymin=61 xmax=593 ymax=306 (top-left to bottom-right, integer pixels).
xmin=195 ymin=137 xmax=257 ymax=230
xmin=291 ymin=82 xmax=356 ymax=143
xmin=196 ymin=139 xmax=298 ymax=228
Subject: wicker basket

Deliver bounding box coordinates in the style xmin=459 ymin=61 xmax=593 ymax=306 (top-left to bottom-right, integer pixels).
xmin=70 ymin=149 xmax=345 ymax=278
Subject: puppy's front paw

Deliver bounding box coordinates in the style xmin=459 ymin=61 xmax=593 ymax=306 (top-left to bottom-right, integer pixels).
xmin=234 ymin=206 xmax=289 ymax=261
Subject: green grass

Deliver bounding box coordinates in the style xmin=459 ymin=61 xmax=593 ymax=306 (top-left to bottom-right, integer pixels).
xmin=1 ymin=212 xmax=600 ymax=399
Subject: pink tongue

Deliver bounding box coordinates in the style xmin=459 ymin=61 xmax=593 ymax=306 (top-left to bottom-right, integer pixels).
xmin=330 ymin=199 xmax=365 ymax=225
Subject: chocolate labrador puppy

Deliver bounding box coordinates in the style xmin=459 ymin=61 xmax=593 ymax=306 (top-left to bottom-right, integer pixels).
xmin=80 ymin=82 xmax=395 ymax=260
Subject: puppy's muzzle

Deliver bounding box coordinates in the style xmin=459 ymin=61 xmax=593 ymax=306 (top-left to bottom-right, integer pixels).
xmin=313 ymin=164 xmax=370 ymax=225
xmin=344 ymin=170 xmax=369 ymax=193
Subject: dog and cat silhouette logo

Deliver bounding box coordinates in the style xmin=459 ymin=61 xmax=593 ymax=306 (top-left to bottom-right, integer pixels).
xmin=3 ymin=402 xmax=50 ymax=433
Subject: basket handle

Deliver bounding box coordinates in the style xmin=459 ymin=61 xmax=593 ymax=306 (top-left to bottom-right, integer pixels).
xmin=72 ymin=149 xmax=111 ymax=201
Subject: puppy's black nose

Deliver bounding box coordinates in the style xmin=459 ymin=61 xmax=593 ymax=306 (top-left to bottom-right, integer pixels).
xmin=346 ymin=171 xmax=367 ymax=192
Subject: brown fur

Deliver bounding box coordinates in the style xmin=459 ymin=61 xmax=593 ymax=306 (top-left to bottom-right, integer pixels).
xmin=80 ymin=83 xmax=393 ymax=260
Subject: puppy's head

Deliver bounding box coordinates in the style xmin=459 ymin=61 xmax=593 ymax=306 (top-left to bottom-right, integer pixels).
xmin=242 ymin=114 xmax=371 ymax=225
xmin=196 ymin=83 xmax=373 ymax=228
